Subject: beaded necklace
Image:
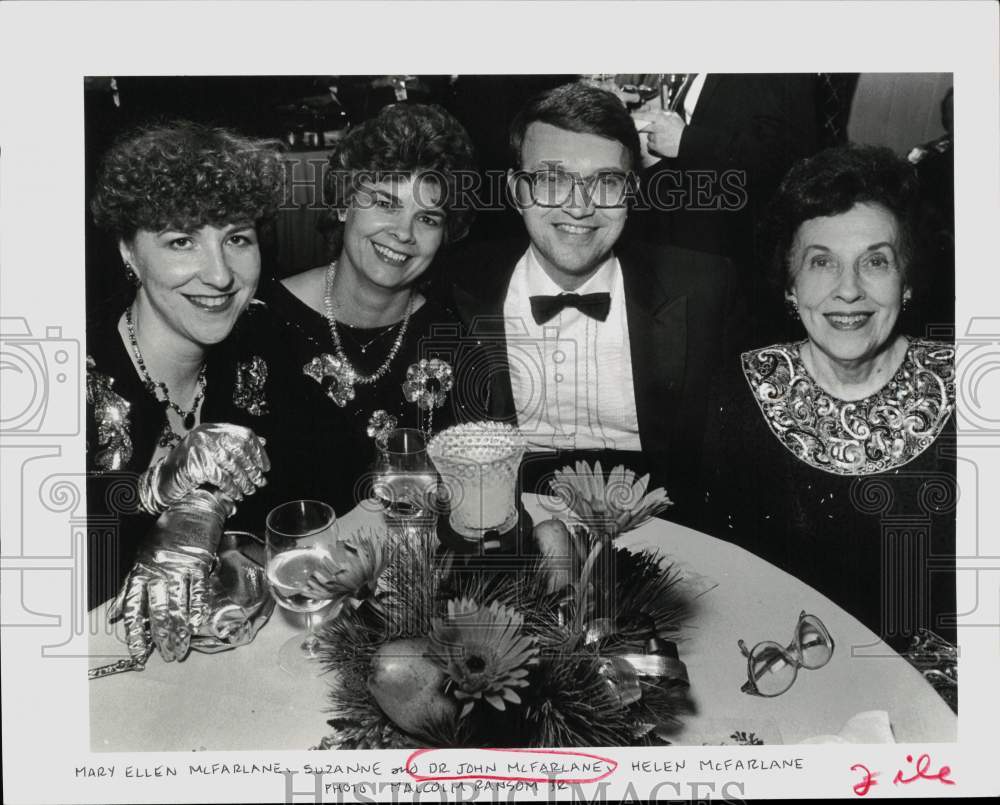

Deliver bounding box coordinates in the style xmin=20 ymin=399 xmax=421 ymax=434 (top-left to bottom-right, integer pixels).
xmin=125 ymin=304 xmax=206 ymax=448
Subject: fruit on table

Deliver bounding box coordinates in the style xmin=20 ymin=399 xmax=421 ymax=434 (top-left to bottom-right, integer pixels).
xmin=367 ymin=638 xmax=457 ymax=742
xmin=533 ymin=517 xmax=578 ymax=593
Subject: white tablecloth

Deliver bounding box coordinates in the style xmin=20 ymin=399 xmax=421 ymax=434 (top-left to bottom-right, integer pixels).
xmin=88 ymin=495 xmax=955 ymax=751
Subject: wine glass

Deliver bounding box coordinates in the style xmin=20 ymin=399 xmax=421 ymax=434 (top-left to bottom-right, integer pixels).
xmin=371 ymin=427 xmax=439 ymax=538
xmin=264 ymin=499 xmax=339 ymax=676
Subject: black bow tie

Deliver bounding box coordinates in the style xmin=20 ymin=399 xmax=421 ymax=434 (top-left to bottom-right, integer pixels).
xmin=529 ymin=292 xmax=612 ymax=325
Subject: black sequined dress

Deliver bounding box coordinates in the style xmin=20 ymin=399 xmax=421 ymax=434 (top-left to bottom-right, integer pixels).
xmin=701 ymin=338 xmax=957 ymax=651
xmin=252 ymin=277 xmax=460 ymax=518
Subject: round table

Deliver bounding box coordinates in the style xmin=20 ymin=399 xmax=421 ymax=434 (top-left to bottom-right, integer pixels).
xmin=88 ymin=495 xmax=955 ymax=751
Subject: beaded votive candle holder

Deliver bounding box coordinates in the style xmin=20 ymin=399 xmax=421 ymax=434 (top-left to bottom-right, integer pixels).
xmin=426 ymin=422 xmax=526 ymax=542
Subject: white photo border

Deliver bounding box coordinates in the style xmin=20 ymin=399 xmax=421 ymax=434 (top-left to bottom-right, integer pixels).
xmin=1 ymin=1 xmax=998 ymax=802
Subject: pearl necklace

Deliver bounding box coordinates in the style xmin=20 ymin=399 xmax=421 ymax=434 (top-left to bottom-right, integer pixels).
xmin=125 ymin=304 xmax=207 ymax=448
xmin=323 ymin=260 xmax=413 ymax=388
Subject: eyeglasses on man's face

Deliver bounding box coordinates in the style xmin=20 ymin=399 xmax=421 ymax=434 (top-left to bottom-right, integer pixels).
xmin=738 ymin=611 xmax=835 ymax=697
xmin=514 ymin=166 xmax=635 ymax=208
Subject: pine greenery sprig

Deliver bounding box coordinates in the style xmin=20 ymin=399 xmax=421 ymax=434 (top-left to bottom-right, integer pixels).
xmin=605 ymin=548 xmax=689 ymax=648
xmin=521 ymin=650 xmax=635 ymax=747
xmin=313 ymin=524 xmax=693 ymax=749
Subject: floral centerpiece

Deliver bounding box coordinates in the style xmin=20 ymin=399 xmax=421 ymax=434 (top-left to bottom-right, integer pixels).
xmin=312 ymin=462 xmax=689 ymax=748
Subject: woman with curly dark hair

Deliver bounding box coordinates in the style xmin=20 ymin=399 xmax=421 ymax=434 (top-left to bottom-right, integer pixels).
xmin=701 ymin=145 xmax=956 ymax=660
xmin=87 ymin=121 xmax=285 ymax=662
xmin=256 ymin=103 xmax=477 ymax=516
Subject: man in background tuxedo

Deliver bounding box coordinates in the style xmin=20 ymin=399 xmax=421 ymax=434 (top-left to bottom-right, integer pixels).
xmin=634 ymin=74 xmax=819 ymax=345
xmin=440 ymin=82 xmax=739 ymax=527
xmin=635 ymin=73 xmax=819 ymax=259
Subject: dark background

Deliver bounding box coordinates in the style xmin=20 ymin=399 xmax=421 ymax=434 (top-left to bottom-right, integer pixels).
xmin=85 ymin=74 xmax=954 ymax=341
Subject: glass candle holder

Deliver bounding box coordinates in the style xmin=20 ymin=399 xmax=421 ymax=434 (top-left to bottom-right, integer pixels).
xmin=426 ymin=422 xmax=526 ymax=541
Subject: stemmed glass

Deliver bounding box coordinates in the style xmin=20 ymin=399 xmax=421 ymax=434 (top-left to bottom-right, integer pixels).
xmin=660 ymin=74 xmax=687 ymax=111
xmin=371 ymin=428 xmax=439 ymax=538
xmin=264 ymin=499 xmax=339 ymax=676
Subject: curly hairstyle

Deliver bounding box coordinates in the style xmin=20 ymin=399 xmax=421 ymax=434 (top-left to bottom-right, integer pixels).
xmin=761 ymin=144 xmax=920 ymax=293
xmin=322 ymin=103 xmax=477 ymax=253
xmin=509 ymin=82 xmax=641 ymax=172
xmin=91 ymin=120 xmax=286 ymax=241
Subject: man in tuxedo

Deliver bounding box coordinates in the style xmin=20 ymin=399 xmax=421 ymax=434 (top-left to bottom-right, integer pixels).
xmin=635 ymin=73 xmax=819 ymax=260
xmin=439 ymin=82 xmax=738 ymax=527
xmin=634 ymin=74 xmax=820 ymax=345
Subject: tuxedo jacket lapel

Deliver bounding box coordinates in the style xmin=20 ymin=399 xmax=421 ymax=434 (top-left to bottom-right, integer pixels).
xmin=621 ymin=249 xmax=687 ymax=451
xmin=450 ymin=240 xmax=526 ymax=423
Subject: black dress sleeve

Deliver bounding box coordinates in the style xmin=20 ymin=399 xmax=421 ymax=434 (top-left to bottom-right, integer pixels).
xmin=85 ymin=349 xmax=158 ymax=609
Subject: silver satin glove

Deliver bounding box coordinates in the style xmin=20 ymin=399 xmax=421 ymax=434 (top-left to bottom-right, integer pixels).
xmin=137 ymin=423 xmax=270 ymax=516
xmin=109 ymin=488 xmax=229 ymax=663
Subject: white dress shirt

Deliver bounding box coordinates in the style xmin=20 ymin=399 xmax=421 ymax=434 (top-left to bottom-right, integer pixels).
xmin=503 ymin=247 xmax=642 ymax=452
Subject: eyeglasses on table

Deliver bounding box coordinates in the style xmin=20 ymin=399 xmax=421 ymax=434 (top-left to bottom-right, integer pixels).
xmin=738 ymin=610 xmax=835 ymax=697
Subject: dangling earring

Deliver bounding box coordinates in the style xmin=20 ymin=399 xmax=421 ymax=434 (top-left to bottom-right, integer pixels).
xmin=902 ymin=296 xmax=911 ymax=311
xmin=124 ymin=260 xmax=140 ymax=287
xmin=786 ymin=299 xmax=800 ymax=321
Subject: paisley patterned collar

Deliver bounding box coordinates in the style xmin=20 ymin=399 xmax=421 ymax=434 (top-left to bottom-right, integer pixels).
xmin=742 ymin=338 xmax=955 ymax=476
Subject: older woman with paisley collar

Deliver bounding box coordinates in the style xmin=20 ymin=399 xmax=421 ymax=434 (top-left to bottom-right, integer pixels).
xmin=87 ymin=122 xmax=284 ymax=660
xmin=256 ymin=103 xmax=475 ymax=515
xmin=703 ymin=145 xmax=956 ymax=650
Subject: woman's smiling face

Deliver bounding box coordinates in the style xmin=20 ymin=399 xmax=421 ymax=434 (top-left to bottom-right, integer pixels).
xmin=338 ymin=173 xmax=446 ymax=292
xmin=122 ymin=221 xmax=260 ymax=349
xmin=787 ymin=202 xmax=910 ymax=367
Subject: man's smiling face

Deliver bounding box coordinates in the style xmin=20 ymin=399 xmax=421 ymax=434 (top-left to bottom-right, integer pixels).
xmin=511 ymin=122 xmax=630 ymax=290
